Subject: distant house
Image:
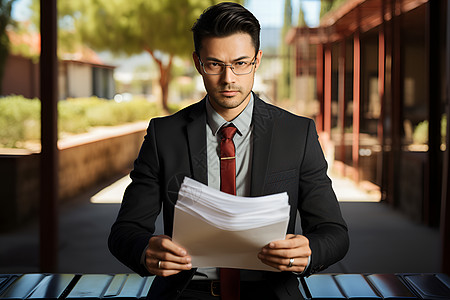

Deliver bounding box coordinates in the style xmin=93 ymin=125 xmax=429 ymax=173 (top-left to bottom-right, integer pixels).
xmin=2 ymin=29 xmax=115 ymax=100
xmin=59 ymin=50 xmax=116 ymax=100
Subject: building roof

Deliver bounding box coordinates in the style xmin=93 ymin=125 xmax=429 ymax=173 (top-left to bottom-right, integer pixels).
xmin=286 ymin=0 xmax=429 ymax=44
xmin=60 ymin=48 xmax=115 ymax=69
xmin=7 ymin=27 xmax=115 ymax=69
xmin=320 ymin=0 xmax=428 ymax=42
xmin=286 ymin=27 xmax=322 ymax=45
xmin=7 ymin=29 xmax=41 ymax=57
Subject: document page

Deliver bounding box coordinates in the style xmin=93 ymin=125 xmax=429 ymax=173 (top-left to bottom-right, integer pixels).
xmin=172 ymin=177 xmax=290 ymax=271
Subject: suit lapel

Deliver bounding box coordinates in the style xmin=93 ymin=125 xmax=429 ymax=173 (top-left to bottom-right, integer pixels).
xmin=185 ymin=95 xmax=274 ymax=194
xmin=186 ymin=98 xmax=208 ymax=185
xmin=250 ymin=95 xmax=274 ymax=196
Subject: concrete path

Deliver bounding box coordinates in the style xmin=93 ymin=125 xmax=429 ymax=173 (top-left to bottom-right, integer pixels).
xmin=0 ymin=173 xmax=442 ymax=275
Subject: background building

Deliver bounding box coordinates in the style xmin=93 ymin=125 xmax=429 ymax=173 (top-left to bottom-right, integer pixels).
xmin=2 ymin=30 xmax=115 ymax=100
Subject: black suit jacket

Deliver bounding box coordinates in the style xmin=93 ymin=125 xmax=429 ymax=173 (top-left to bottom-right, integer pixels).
xmin=109 ymin=94 xmax=349 ymax=299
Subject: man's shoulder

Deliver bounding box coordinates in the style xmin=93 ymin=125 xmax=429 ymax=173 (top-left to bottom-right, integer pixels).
xmin=151 ymin=99 xmax=206 ymax=125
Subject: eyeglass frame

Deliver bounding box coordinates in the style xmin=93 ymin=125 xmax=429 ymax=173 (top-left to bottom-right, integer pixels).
xmin=196 ymin=53 xmax=258 ymax=75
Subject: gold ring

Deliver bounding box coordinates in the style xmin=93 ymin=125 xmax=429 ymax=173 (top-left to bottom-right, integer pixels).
xmin=288 ymin=258 xmax=294 ymax=268
xmin=158 ymin=260 xmax=162 ymax=269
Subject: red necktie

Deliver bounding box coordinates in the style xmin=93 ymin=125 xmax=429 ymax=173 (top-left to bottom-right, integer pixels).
xmin=219 ymin=125 xmax=240 ymax=300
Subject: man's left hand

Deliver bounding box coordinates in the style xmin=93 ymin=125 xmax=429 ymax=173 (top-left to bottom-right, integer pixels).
xmin=258 ymin=234 xmax=311 ymax=272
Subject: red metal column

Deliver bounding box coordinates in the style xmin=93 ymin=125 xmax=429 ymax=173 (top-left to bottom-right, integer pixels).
xmin=40 ymin=0 xmax=59 ymax=272
xmin=353 ymin=29 xmax=361 ymax=183
xmin=316 ymin=43 xmax=324 ymax=132
xmin=378 ymin=0 xmax=386 ymax=188
xmin=324 ymin=44 xmax=332 ymax=137
xmin=338 ymin=40 xmax=347 ymax=175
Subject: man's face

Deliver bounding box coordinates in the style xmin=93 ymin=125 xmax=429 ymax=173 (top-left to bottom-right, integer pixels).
xmin=193 ymin=33 xmax=262 ymax=119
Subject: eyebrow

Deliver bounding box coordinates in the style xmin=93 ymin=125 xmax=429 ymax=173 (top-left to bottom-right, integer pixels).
xmin=205 ymin=56 xmax=252 ymax=62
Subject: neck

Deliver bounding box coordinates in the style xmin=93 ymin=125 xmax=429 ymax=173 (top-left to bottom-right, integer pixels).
xmin=210 ymin=92 xmax=252 ymax=122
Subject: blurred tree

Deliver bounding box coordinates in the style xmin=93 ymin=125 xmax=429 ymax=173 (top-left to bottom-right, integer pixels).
xmin=0 ymin=0 xmax=15 ymax=94
xmin=320 ymin=0 xmax=347 ymax=18
xmin=278 ymin=0 xmax=292 ymax=102
xmin=297 ymin=0 xmax=306 ymax=27
xmin=320 ymin=0 xmax=333 ymax=17
xmin=31 ymin=0 xmax=243 ymax=111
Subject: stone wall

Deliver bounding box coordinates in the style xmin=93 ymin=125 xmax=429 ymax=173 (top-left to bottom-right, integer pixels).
xmin=0 ymin=150 xmax=40 ymax=231
xmin=0 ymin=122 xmax=148 ymax=231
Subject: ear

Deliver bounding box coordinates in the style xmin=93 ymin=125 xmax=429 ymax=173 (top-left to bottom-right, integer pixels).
xmin=193 ymin=52 xmax=202 ymax=74
xmin=254 ymin=50 xmax=263 ymax=71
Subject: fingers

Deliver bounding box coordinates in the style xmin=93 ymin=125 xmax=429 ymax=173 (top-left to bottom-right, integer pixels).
xmin=268 ymin=234 xmax=310 ymax=250
xmin=258 ymin=255 xmax=309 ymax=272
xmin=258 ymin=234 xmax=311 ymax=272
xmin=148 ymin=235 xmax=188 ymax=257
xmin=145 ymin=235 xmax=192 ymax=276
xmin=148 ymin=259 xmax=192 ymax=277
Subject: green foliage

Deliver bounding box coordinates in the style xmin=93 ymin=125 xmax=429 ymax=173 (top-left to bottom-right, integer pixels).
xmin=8 ymin=24 xmax=40 ymax=61
xmin=56 ymin=0 xmax=242 ymax=57
xmin=0 ymin=95 xmax=174 ymax=148
xmin=30 ymin=0 xmax=244 ymax=110
xmin=413 ymin=120 xmax=428 ymax=145
xmin=0 ymin=95 xmax=40 ymax=147
xmin=297 ymin=2 xmax=306 ymax=27
xmin=412 ymin=115 xmax=447 ymax=145
xmin=320 ymin=0 xmax=347 ymax=18
xmin=278 ymin=0 xmax=292 ymax=101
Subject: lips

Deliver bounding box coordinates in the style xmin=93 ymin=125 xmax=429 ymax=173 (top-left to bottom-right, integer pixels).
xmin=220 ymin=90 xmax=239 ymax=97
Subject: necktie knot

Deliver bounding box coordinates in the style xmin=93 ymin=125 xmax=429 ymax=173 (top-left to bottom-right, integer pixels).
xmin=220 ymin=125 xmax=237 ymax=140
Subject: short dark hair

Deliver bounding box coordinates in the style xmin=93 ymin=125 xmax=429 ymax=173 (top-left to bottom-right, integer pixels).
xmin=192 ymin=2 xmax=261 ymax=55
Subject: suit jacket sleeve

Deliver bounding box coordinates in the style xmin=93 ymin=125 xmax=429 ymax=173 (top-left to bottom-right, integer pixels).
xmin=297 ymin=120 xmax=349 ymax=276
xmin=108 ymin=119 xmax=161 ymax=276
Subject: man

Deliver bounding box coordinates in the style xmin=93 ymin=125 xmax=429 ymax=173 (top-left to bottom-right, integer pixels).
xmin=109 ymin=2 xmax=349 ymax=299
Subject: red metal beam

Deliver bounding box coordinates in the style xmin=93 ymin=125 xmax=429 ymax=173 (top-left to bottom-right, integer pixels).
xmin=352 ymin=30 xmax=361 ymax=183
xmin=320 ymin=0 xmax=429 ymax=42
xmin=40 ymin=0 xmax=59 ymax=272
xmin=316 ymin=43 xmax=324 ymax=132
xmin=378 ymin=0 xmax=386 ymax=188
xmin=324 ymin=45 xmax=332 ymax=137
xmin=338 ymin=40 xmax=347 ymax=174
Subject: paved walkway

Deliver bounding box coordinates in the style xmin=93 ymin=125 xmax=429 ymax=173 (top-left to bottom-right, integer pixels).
xmin=0 ymin=173 xmax=442 ymax=274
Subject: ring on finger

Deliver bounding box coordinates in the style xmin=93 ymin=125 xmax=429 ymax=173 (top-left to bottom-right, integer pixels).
xmin=158 ymin=260 xmax=162 ymax=269
xmin=288 ymin=258 xmax=294 ymax=268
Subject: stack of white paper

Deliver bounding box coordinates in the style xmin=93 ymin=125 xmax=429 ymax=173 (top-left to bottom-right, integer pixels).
xmin=172 ymin=177 xmax=290 ymax=271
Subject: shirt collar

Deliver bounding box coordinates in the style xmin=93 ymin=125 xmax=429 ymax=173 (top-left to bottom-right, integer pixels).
xmin=206 ymin=93 xmax=254 ymax=136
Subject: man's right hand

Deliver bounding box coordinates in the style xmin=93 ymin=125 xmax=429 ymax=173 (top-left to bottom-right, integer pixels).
xmin=145 ymin=235 xmax=192 ymax=277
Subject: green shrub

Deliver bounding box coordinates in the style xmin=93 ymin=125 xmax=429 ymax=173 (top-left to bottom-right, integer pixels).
xmin=0 ymin=96 xmax=40 ymax=147
xmin=0 ymin=95 xmax=177 ymax=148
xmin=413 ymin=120 xmax=429 ymax=145
xmin=412 ymin=115 xmax=447 ymax=145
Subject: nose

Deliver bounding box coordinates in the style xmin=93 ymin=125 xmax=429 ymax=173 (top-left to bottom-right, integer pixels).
xmin=221 ymin=65 xmax=236 ymax=83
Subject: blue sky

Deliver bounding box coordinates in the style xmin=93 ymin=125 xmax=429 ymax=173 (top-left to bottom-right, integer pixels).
xmin=11 ymin=0 xmax=31 ymax=21
xmin=246 ymin=0 xmax=320 ymax=28
xmin=12 ymin=0 xmax=321 ymax=28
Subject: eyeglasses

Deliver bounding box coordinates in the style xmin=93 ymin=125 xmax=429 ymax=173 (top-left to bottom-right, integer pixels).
xmin=198 ymin=56 xmax=257 ymax=75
